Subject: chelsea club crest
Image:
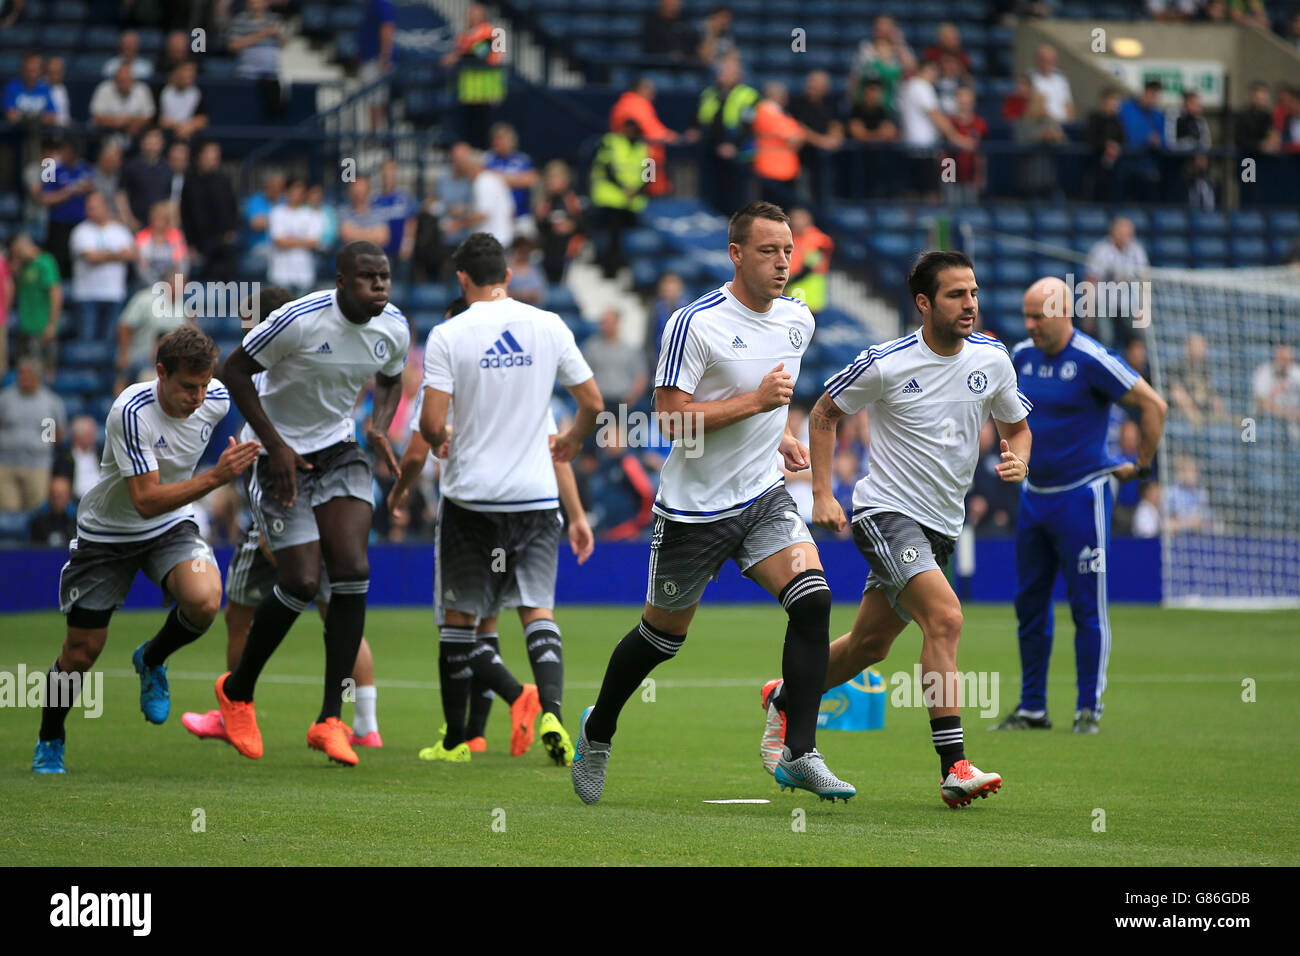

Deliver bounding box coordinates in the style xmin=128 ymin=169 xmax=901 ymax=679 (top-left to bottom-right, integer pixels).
xmin=788 ymin=328 xmax=803 ymax=350
xmin=374 ymin=339 xmax=389 ymax=360
xmin=967 ymin=370 xmax=988 ymax=394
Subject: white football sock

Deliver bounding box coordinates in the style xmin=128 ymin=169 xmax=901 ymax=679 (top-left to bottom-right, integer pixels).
xmin=353 ymin=684 xmax=378 ymax=736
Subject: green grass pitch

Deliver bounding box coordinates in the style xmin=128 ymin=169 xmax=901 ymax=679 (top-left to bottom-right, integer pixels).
xmin=2 ymin=603 xmax=1296 ymax=866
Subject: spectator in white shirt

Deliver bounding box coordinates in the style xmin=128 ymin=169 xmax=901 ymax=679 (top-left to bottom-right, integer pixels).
xmin=90 ymin=63 xmax=155 ymax=142
xmin=1084 ymin=215 xmax=1150 ymax=345
xmin=69 ymin=192 xmax=135 ymax=340
xmin=268 ymin=177 xmax=324 ymax=293
xmin=45 ymin=56 xmax=70 ymax=127
xmin=102 ymin=31 xmax=154 ymax=81
xmin=1030 ymin=44 xmax=1074 ymax=125
xmin=1132 ymin=482 xmax=1160 ymax=537
xmin=67 ymin=415 xmax=102 ymax=501
xmin=158 ymin=62 xmax=208 ymax=142
xmin=454 ymin=145 xmax=515 ymax=247
xmin=1253 ymin=345 xmax=1300 ymax=426
xmin=897 ymin=60 xmax=975 ymax=198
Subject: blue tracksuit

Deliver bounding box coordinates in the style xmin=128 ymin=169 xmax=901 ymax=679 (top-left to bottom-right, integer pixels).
xmin=1011 ymin=330 xmax=1139 ymax=716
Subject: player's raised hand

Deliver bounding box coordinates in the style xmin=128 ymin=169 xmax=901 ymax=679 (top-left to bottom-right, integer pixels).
xmin=213 ymin=438 xmax=262 ymax=483
xmin=812 ymin=493 xmax=847 ymax=533
xmin=366 ymin=424 xmax=401 ymax=477
xmin=569 ymin=516 xmax=595 ymax=565
xmin=995 ymin=439 xmax=1027 ymax=482
xmin=268 ymin=442 xmax=310 ymax=507
xmin=756 ymin=363 xmax=794 ymax=412
xmin=779 ymin=432 xmax=810 ymax=472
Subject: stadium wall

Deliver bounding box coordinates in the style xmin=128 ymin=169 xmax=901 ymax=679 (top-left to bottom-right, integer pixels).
xmin=0 ymin=538 xmax=1163 ymax=615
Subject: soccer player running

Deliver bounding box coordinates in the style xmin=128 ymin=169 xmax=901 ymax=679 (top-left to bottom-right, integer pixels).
xmin=213 ymin=240 xmax=409 ymax=766
xmin=763 ymin=250 xmax=1033 ymax=808
xmin=388 ymin=295 xmax=595 ymax=755
xmin=418 ymin=234 xmax=603 ymax=765
xmin=572 ymin=201 xmax=856 ymax=806
xmin=182 ymin=285 xmax=386 ymax=749
xmin=992 ymin=276 xmax=1166 ymax=733
xmin=34 ymin=327 xmax=261 ymax=773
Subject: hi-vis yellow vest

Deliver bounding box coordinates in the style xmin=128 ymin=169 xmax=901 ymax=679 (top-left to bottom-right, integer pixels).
xmin=590 ymin=133 xmax=649 ymax=212
xmin=697 ymin=83 xmax=759 ymax=132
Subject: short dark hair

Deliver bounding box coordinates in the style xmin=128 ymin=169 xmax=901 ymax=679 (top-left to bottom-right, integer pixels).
xmin=728 ymin=200 xmax=790 ymax=247
xmin=337 ymin=240 xmax=388 ymax=276
xmin=445 ymin=296 xmax=469 ymax=318
xmin=1144 ymin=79 xmax=1163 ymax=91
xmin=242 ymin=285 xmax=294 ymax=326
xmin=451 ymin=232 xmax=508 ymax=286
xmin=156 ymin=325 xmax=218 ymax=375
xmin=907 ymin=250 xmax=974 ymax=307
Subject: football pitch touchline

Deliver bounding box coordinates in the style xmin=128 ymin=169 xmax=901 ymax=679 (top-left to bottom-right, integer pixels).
xmin=6 ymin=667 xmax=1297 ymax=692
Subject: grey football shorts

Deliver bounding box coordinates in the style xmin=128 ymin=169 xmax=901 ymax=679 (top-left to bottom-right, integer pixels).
xmin=59 ymin=519 xmax=218 ymax=614
xmin=851 ymin=510 xmax=954 ymax=624
xmin=647 ymin=483 xmax=816 ymax=611
xmin=225 ymin=525 xmax=330 ymax=607
xmin=435 ymin=497 xmax=563 ymax=625
xmin=248 ymin=440 xmax=373 ymax=552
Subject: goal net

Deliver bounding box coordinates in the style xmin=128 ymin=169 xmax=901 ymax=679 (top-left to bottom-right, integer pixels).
xmin=1146 ymin=266 xmax=1300 ymax=609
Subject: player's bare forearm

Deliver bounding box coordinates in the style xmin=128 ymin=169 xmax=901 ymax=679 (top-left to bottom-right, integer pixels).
xmin=126 ymin=469 xmax=222 ymax=519
xmin=554 ymin=459 xmax=583 ymax=523
xmin=223 ymin=347 xmax=290 ymax=453
xmin=994 ymin=418 xmax=1032 ymax=479
xmin=369 ymin=372 xmax=403 ymax=434
xmin=655 ymin=387 xmax=760 ymax=440
xmin=808 ymin=391 xmax=844 ymax=496
xmin=419 ymin=386 xmax=451 ymax=449
xmin=1121 ymin=378 xmax=1168 ymax=467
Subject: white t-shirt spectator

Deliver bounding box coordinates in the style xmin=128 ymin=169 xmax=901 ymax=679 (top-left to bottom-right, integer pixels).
xmin=1252 ymin=361 xmax=1300 ymax=417
xmin=472 ymin=169 xmax=515 ymax=247
xmin=268 ymin=203 xmax=324 ymax=290
xmin=48 ymin=82 xmax=70 ymax=126
xmin=1133 ymin=494 xmax=1160 ymax=537
xmin=1086 ymin=238 xmax=1149 ymax=282
xmin=89 ymin=78 xmax=155 ymax=124
xmin=1031 ymin=69 xmax=1073 ymax=124
xmin=159 ymin=83 xmax=205 ymax=126
xmin=102 ymin=56 xmax=154 ymax=80
xmin=897 ymin=75 xmax=941 ymax=147
xmin=69 ymin=219 xmax=134 ymax=302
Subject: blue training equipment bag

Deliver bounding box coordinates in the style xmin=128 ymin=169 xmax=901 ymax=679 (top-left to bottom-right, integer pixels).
xmin=818 ymin=668 xmax=885 ymax=731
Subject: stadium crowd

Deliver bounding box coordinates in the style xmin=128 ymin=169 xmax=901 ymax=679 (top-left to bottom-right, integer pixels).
xmin=2 ymin=0 xmax=1299 ymax=555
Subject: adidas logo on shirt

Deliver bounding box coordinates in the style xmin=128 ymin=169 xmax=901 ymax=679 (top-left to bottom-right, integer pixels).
xmin=154 ymin=435 xmax=168 ymax=449
xmin=480 ymin=329 xmax=533 ymax=369
xmin=902 ymin=378 xmax=923 ymax=394
xmin=315 ymin=342 xmax=332 ymax=354
xmin=731 ymin=336 xmax=747 ymax=349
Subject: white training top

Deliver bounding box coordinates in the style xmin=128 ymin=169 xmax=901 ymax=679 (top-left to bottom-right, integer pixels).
xmin=653 ymin=283 xmax=815 ymax=523
xmin=408 ymin=386 xmax=557 ymax=450
xmin=239 ymin=289 xmax=410 ymax=455
xmin=422 ymin=297 xmax=592 ymax=512
xmin=827 ymin=329 xmax=1031 ymax=539
xmin=76 ymin=378 xmax=231 ymax=543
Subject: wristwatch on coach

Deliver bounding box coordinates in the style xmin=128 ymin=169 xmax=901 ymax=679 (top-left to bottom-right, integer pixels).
xmin=1133 ymin=463 xmax=1153 ymax=480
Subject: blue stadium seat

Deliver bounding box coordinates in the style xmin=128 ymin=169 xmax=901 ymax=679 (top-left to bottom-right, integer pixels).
xmin=1231 ymin=237 xmax=1269 ymax=265
xmin=1230 ymin=210 xmax=1266 ymax=235
xmin=874 ymin=207 xmax=914 ymax=232
xmin=1152 ymin=235 xmax=1190 ymax=266
xmin=50 ymin=0 xmax=88 ymax=21
xmin=1268 ymin=235 xmax=1292 ymax=263
xmin=624 ymin=229 xmax=662 ymax=256
xmin=83 ymin=26 xmax=121 ymax=50
xmin=39 ymin=23 xmax=82 ymax=47
xmin=1074 ymin=207 xmax=1109 ymax=235
xmin=410 ymin=283 xmax=450 ymax=309
xmin=952 ymin=207 xmax=991 ymax=231
xmin=1190 ymin=210 xmax=1228 ymax=235
xmin=546 ymin=285 xmax=579 ymax=313
xmin=1151 ymin=208 xmax=1188 ymax=234
xmin=1267 ymin=209 xmax=1299 ymax=237
xmin=1032 ymin=207 xmax=1071 ymax=233
xmin=992 ymin=207 xmax=1031 ymax=233
xmin=1190 ymin=236 xmax=1228 ymax=266
xmin=993 ymin=258 xmax=1034 ymax=286
xmin=0 ymin=512 xmax=31 ymax=546
xmin=301 ymin=4 xmax=331 ymax=36
xmin=62 ymin=342 xmax=114 ymax=368
xmin=831 ymin=207 xmax=871 ymax=232
xmin=0 ymin=25 xmax=37 ymax=49
xmin=52 ymin=371 xmax=100 ymax=397
xmin=0 ymin=193 xmax=20 ymax=219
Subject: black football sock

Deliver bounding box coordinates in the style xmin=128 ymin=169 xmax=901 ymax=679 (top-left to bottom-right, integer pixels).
xmin=524 ymin=618 xmax=564 ymax=721
xmin=464 ymin=633 xmax=524 ymax=704
xmin=439 ymin=628 xmax=476 ymax=748
xmin=584 ymin=618 xmax=684 ymax=744
xmin=142 ymin=606 xmax=208 ymax=668
xmin=318 ymin=582 xmax=367 ymax=723
xmin=225 ymin=585 xmax=306 ymax=701
xmin=931 ymin=715 xmax=965 ymax=777
xmin=778 ymin=571 xmax=832 ymax=759
xmin=466 ymin=631 xmax=498 ymax=739
xmin=38 ymin=659 xmax=77 ymax=742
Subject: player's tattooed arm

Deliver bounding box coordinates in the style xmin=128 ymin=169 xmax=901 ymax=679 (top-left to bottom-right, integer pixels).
xmin=809 ymin=391 xmax=847 ymax=532
xmin=366 ymin=371 xmax=404 ymax=476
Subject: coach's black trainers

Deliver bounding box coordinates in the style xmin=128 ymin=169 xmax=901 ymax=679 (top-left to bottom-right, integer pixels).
xmin=989 ymin=711 xmax=1052 ymax=730
xmin=1072 ymin=709 xmax=1100 ymax=734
